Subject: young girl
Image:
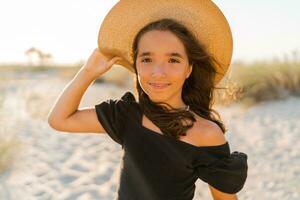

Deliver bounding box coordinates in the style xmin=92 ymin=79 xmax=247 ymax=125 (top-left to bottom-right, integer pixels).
xmin=48 ymin=4 xmax=248 ymax=200
xmin=48 ymin=0 xmax=248 ymax=197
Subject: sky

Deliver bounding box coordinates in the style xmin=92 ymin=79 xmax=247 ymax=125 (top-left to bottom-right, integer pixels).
xmin=1 ymin=0 xmax=300 ymax=65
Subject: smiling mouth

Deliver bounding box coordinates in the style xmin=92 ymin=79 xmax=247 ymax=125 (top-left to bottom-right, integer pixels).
xmin=149 ymin=83 xmax=171 ymax=89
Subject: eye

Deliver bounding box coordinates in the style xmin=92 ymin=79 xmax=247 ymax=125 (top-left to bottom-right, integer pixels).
xmin=141 ymin=58 xmax=151 ymax=63
xmin=169 ymin=58 xmax=180 ymax=63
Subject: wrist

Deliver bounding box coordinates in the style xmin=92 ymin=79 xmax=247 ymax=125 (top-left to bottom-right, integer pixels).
xmin=76 ymin=67 xmax=98 ymax=82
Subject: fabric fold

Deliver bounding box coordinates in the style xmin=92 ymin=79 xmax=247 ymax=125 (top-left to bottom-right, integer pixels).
xmin=196 ymin=150 xmax=248 ymax=194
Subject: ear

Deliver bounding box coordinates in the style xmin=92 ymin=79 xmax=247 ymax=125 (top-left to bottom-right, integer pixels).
xmin=186 ymin=65 xmax=193 ymax=79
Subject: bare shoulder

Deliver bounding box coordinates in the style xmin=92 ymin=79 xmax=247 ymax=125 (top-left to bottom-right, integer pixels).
xmin=189 ymin=113 xmax=227 ymax=147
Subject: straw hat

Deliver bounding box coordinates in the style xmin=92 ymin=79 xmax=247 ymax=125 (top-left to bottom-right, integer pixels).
xmin=98 ymin=0 xmax=233 ymax=84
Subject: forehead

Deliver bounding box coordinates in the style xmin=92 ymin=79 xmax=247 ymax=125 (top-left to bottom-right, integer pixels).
xmin=137 ymin=30 xmax=186 ymax=56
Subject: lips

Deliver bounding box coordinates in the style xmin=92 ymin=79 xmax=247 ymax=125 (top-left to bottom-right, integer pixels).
xmin=149 ymin=82 xmax=171 ymax=89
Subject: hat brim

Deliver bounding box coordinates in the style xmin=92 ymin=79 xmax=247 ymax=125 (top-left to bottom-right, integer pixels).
xmin=98 ymin=0 xmax=233 ymax=84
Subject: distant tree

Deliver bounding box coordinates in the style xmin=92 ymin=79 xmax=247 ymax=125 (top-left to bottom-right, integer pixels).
xmin=25 ymin=47 xmax=53 ymax=66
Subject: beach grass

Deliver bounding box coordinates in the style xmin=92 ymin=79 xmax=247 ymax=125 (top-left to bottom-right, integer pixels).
xmin=0 ymin=135 xmax=23 ymax=175
xmin=214 ymin=59 xmax=300 ymax=107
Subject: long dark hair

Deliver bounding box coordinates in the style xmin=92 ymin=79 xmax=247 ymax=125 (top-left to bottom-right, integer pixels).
xmin=131 ymin=18 xmax=227 ymax=140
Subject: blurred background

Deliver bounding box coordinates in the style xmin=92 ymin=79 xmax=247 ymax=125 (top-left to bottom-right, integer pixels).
xmin=0 ymin=1 xmax=299 ymax=199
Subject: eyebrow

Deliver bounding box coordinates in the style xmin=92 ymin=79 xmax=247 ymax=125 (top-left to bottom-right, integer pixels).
xmin=138 ymin=52 xmax=184 ymax=59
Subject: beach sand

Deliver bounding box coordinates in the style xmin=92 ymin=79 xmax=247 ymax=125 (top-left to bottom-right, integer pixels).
xmin=0 ymin=76 xmax=299 ymax=200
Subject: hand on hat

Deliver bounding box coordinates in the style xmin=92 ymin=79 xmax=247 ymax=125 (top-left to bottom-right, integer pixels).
xmin=82 ymin=48 xmax=122 ymax=79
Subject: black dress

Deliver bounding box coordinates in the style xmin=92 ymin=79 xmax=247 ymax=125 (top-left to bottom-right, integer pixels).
xmin=94 ymin=91 xmax=248 ymax=200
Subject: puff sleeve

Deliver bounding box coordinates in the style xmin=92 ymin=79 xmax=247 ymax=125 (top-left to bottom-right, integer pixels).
xmin=94 ymin=91 xmax=136 ymax=146
xmin=194 ymin=143 xmax=248 ymax=194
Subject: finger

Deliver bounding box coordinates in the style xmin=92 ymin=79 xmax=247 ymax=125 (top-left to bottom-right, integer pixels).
xmin=113 ymin=56 xmax=122 ymax=62
xmin=108 ymin=56 xmax=122 ymax=65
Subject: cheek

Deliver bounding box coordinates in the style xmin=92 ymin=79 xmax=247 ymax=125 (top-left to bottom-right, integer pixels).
xmin=136 ymin=68 xmax=150 ymax=90
xmin=136 ymin=63 xmax=152 ymax=75
xmin=170 ymin=68 xmax=188 ymax=83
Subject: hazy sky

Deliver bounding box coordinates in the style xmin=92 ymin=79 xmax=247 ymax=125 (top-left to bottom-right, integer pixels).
xmin=1 ymin=0 xmax=299 ymax=64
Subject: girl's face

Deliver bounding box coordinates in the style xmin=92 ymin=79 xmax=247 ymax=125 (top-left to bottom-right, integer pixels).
xmin=136 ymin=30 xmax=192 ymax=107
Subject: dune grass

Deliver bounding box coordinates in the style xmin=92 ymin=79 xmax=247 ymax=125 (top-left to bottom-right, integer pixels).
xmin=214 ymin=59 xmax=300 ymax=107
xmin=0 ymin=135 xmax=23 ymax=175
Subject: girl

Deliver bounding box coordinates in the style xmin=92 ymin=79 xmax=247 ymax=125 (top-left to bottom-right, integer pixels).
xmin=48 ymin=14 xmax=247 ymax=200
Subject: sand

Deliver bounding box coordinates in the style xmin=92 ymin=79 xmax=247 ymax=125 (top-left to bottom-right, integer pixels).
xmin=0 ymin=76 xmax=299 ymax=200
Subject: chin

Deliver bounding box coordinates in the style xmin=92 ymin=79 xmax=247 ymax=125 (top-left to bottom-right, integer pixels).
xmin=147 ymin=93 xmax=170 ymax=103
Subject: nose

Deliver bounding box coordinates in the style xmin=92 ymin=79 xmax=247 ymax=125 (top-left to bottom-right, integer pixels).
xmin=151 ymin=63 xmax=166 ymax=78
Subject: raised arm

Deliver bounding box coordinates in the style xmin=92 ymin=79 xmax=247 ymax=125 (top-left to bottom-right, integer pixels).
xmin=47 ymin=48 xmax=122 ymax=133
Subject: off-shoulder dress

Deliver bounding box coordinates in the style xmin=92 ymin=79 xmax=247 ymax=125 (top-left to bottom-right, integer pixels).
xmin=95 ymin=91 xmax=248 ymax=200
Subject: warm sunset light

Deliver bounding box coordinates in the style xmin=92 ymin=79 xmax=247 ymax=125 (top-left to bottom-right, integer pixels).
xmin=1 ymin=1 xmax=299 ymax=199
xmin=0 ymin=0 xmax=299 ymax=65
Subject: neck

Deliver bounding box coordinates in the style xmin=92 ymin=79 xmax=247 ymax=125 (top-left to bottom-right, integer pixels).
xmin=165 ymin=101 xmax=189 ymax=111
xmin=147 ymin=90 xmax=188 ymax=110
